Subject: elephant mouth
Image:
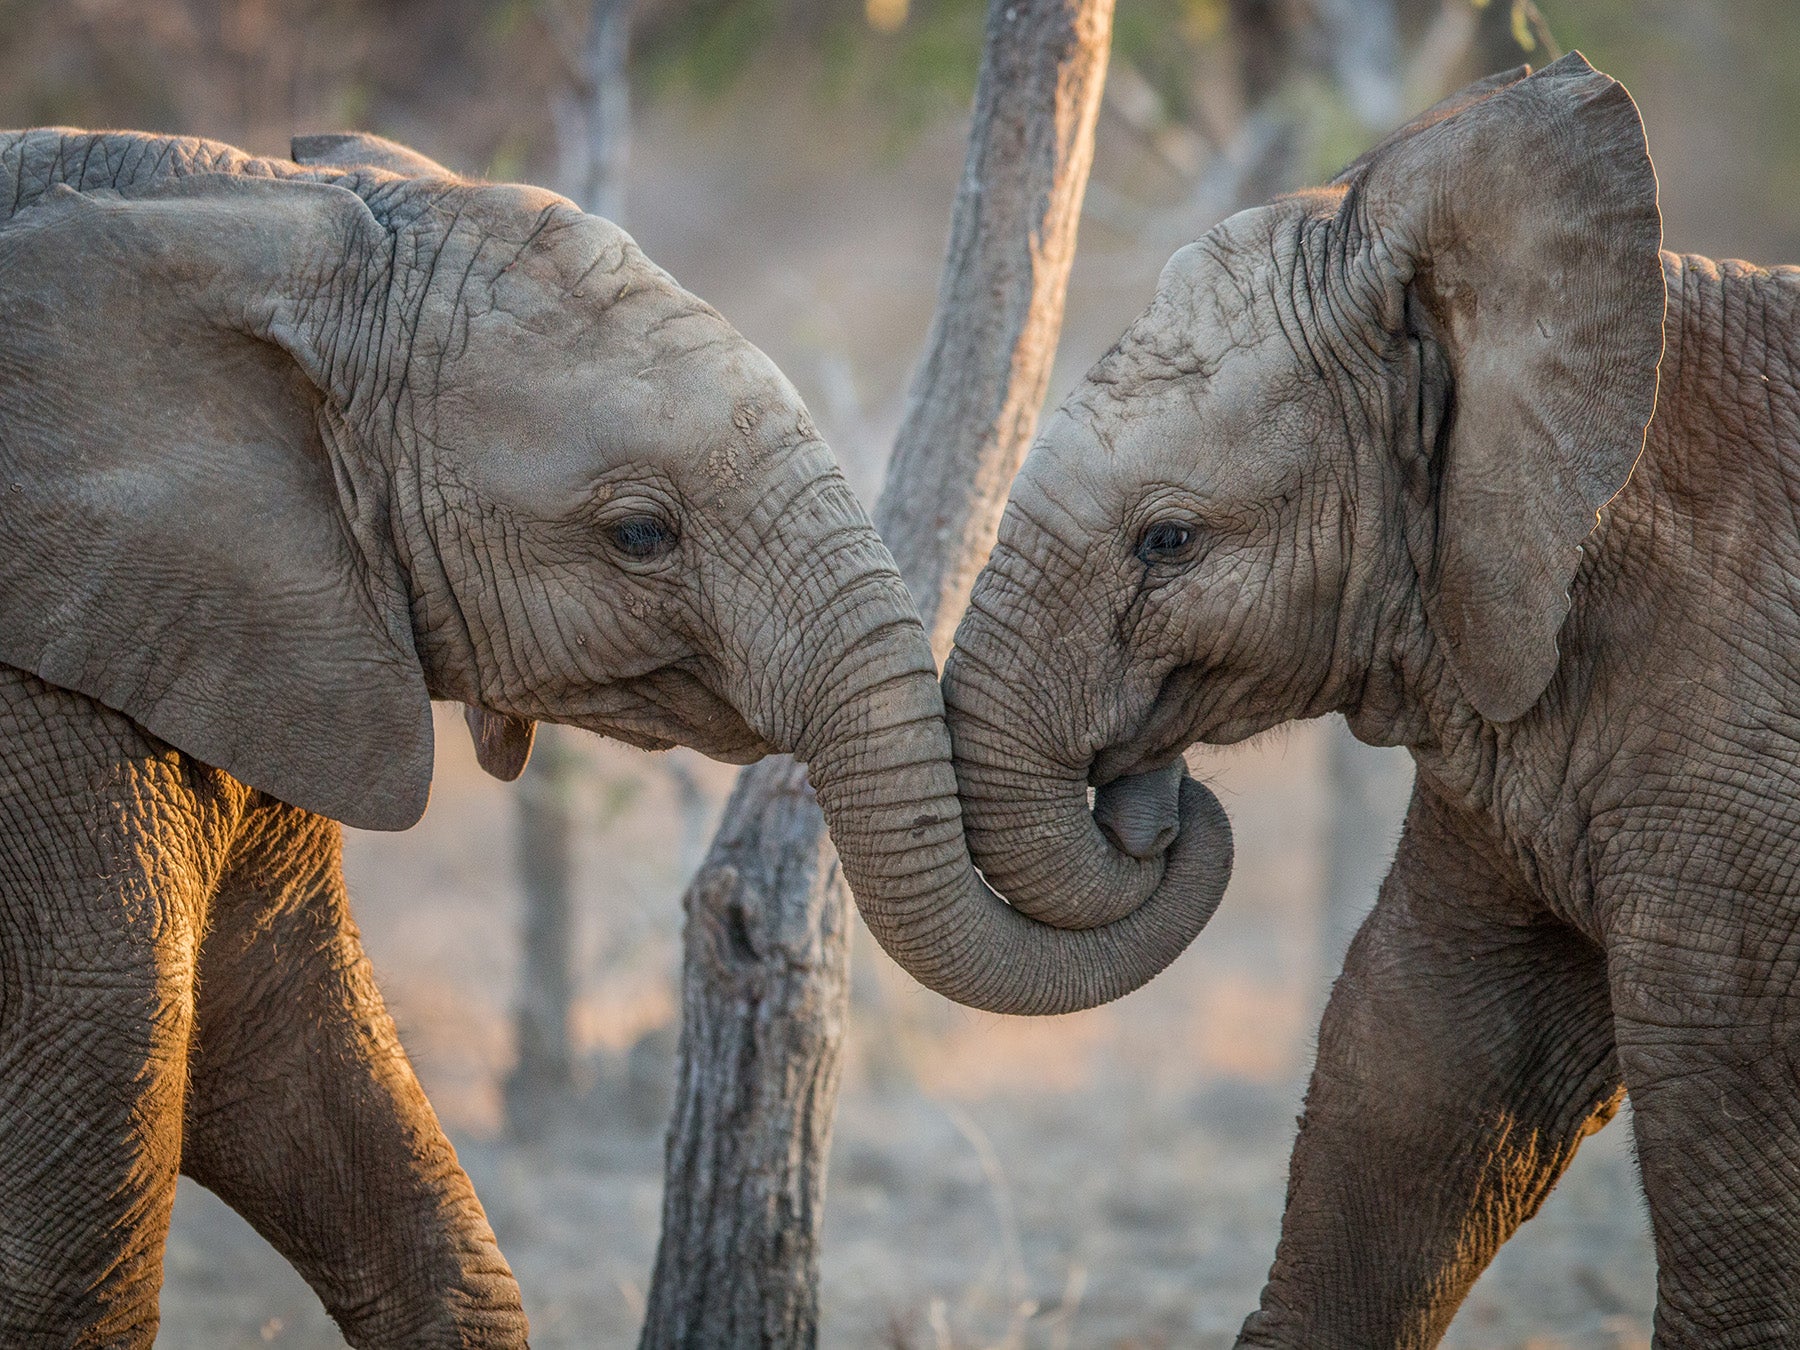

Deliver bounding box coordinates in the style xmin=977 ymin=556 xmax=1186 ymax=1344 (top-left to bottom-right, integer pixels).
xmin=1091 ymin=739 xmax=1180 ymax=789
xmin=1089 ymin=669 xmax=1206 ymax=789
xmin=1083 ymin=668 xmax=1223 ymax=863
xmin=1087 ymin=659 xmax=1260 ymax=791
xmin=560 ymin=666 xmax=775 ymax=764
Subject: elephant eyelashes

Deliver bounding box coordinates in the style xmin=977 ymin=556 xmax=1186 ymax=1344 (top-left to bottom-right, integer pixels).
xmin=1135 ymin=521 xmax=1196 ymax=564
xmin=608 ymin=514 xmax=678 ymax=559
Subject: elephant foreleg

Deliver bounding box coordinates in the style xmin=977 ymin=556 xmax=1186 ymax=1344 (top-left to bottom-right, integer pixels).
xmin=1236 ymin=790 xmax=1620 ymax=1350
xmin=0 ymin=897 xmax=199 ymax=1348
xmin=179 ymin=803 xmax=528 ymax=1349
xmin=0 ymin=678 xmax=212 ymax=1348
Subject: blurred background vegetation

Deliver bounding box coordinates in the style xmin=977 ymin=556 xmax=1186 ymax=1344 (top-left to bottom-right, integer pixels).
xmin=5 ymin=0 xmax=1797 ymax=260
xmin=6 ymin=0 xmax=1787 ymax=440
xmin=2 ymin=2 xmax=1787 ymax=1345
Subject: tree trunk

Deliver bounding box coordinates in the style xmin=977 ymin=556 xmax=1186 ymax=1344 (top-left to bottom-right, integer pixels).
xmin=1316 ymin=0 xmax=1403 ymax=126
xmin=640 ymin=0 xmax=1115 ymax=1342
xmin=506 ymin=0 xmax=634 ymax=1142
xmin=552 ymin=0 xmax=632 ymax=221
xmin=504 ymin=726 xmax=581 ymax=1140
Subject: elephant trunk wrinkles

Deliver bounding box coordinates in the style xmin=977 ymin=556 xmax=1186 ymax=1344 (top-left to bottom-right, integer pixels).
xmin=942 ymin=639 xmax=1228 ymax=933
xmin=787 ymin=608 xmax=1233 ymax=1016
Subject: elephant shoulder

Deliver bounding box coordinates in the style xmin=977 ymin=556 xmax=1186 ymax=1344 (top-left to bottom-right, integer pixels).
xmin=0 ymin=660 xmax=263 ymax=850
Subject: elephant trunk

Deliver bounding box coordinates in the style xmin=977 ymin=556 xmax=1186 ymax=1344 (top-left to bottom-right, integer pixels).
xmin=941 ymin=640 xmax=1212 ymax=931
xmin=783 ymin=592 xmax=1232 ymax=1015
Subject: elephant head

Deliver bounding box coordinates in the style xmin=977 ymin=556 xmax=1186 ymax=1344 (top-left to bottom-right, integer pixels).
xmin=0 ymin=129 xmax=1227 ymax=1015
xmin=944 ymin=53 xmax=1665 ymax=927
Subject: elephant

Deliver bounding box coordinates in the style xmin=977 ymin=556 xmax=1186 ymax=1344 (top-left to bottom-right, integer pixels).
xmin=0 ymin=128 xmax=1232 ymax=1345
xmin=943 ymin=51 xmax=1800 ymax=1347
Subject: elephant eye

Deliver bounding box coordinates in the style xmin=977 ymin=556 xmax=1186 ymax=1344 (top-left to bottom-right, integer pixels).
xmin=1135 ymin=520 xmax=1195 ymax=564
xmin=609 ymin=514 xmax=678 ymax=559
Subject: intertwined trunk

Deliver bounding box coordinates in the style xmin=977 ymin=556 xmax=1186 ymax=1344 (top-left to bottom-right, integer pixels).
xmin=640 ymin=0 xmax=1116 ymax=1341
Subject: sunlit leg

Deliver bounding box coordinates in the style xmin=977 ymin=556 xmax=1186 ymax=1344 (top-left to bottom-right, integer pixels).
xmin=180 ymin=804 xmax=528 ymax=1349
xmin=1238 ymin=791 xmax=1620 ymax=1349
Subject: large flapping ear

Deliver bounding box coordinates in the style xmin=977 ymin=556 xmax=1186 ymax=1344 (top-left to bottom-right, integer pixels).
xmin=1349 ymin=52 xmax=1666 ymax=722
xmin=1329 ymin=65 xmax=1531 ymax=186
xmin=0 ymin=175 xmax=436 ymax=829
xmin=292 ymin=131 xmax=457 ymax=178
xmin=293 ymin=133 xmax=545 ymax=778
xmin=291 ymin=135 xmax=543 ymax=781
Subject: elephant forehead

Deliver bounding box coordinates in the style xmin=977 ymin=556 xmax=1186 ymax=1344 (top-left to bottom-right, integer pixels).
xmin=1058 ymin=346 xmax=1288 ymax=472
xmin=635 ymin=339 xmax=821 ymax=504
xmin=439 ymin=311 xmax=817 ymax=511
xmin=1016 ymin=363 xmax=1323 ymax=538
xmin=427 ymin=201 xmax=821 ymax=506
xmin=527 ymin=256 xmax=818 ymax=465
xmin=1006 ymin=411 xmax=1127 ymax=538
xmin=1052 ymin=217 xmax=1322 ymax=483
xmin=1108 ymin=207 xmax=1292 ymax=380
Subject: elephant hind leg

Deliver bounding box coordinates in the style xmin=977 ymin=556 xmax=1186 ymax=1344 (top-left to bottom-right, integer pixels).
xmin=180 ymin=802 xmax=527 ymax=1349
xmin=1607 ymin=870 xmax=1800 ymax=1347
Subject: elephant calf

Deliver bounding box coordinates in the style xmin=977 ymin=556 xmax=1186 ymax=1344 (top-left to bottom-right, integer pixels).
xmin=946 ymin=52 xmax=1800 ymax=1347
xmin=0 ymin=128 xmax=1229 ymax=1344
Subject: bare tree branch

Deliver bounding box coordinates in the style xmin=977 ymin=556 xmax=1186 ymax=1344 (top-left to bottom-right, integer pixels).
xmin=506 ymin=0 xmax=635 ymax=1143
xmin=551 ymin=0 xmax=631 ymax=220
xmin=504 ymin=730 xmax=581 ymax=1140
xmin=641 ymin=0 xmax=1116 ymax=1341
xmin=534 ymin=0 xmax=591 ymax=89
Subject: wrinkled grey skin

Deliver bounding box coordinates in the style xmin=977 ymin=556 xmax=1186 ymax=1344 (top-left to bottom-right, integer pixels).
xmin=0 ymin=127 xmax=1230 ymax=1345
xmin=947 ymin=53 xmax=1800 ymax=1346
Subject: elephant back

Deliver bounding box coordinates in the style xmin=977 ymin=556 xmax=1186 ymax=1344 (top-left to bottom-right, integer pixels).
xmin=0 ymin=129 xmax=294 ymax=226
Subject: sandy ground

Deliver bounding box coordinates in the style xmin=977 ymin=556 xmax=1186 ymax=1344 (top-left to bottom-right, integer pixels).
xmin=154 ymin=713 xmax=1658 ymax=1348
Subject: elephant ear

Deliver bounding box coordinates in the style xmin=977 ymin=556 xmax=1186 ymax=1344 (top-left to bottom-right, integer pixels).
xmin=0 ymin=175 xmax=435 ymax=829
xmin=290 ymin=140 xmax=549 ymax=779
xmin=1350 ymin=51 xmax=1666 ymax=721
xmin=292 ymin=131 xmax=457 ymax=178
xmin=1329 ymin=64 xmax=1531 ymax=186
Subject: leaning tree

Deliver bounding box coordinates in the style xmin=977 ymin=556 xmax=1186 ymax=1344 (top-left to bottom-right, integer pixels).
xmin=639 ymin=0 xmax=1561 ymax=1340
xmin=640 ymin=0 xmax=1117 ymax=1342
